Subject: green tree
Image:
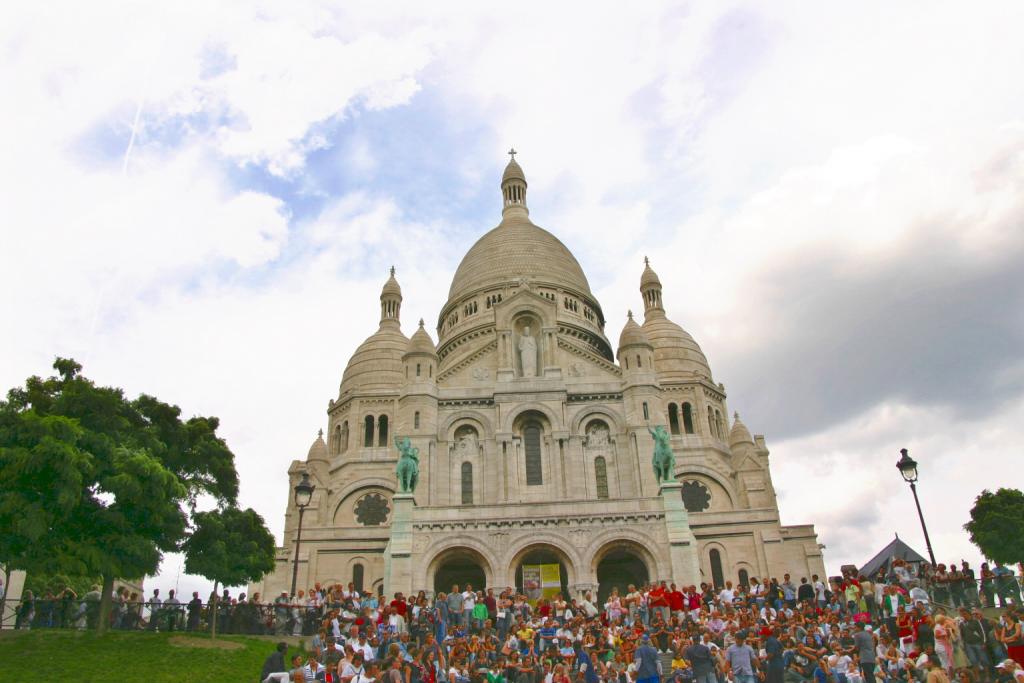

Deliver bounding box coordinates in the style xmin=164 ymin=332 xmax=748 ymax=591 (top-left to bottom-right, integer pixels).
xmin=964 ymin=488 xmax=1024 ymax=564
xmin=182 ymin=506 xmax=277 ymax=637
xmin=0 ymin=358 xmax=240 ymax=632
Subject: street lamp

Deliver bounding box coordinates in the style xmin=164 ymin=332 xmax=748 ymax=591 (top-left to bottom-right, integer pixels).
xmin=896 ymin=448 xmax=936 ymax=566
xmin=290 ymin=471 xmax=315 ymax=598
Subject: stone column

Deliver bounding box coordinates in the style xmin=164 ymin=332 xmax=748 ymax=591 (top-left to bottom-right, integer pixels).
xmin=384 ymin=493 xmax=416 ymax=595
xmin=658 ymin=481 xmax=701 ymax=584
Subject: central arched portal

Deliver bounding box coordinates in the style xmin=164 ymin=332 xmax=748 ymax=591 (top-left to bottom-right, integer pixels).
xmin=594 ymin=541 xmax=651 ymax=607
xmin=432 ymin=548 xmax=488 ymax=595
xmin=512 ymin=545 xmax=571 ymax=599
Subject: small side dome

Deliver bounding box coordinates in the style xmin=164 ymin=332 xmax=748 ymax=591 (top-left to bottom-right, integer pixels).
xmin=405 ymin=319 xmax=438 ymax=357
xmin=729 ymin=412 xmax=755 ymax=448
xmin=339 ymin=326 xmax=409 ymax=394
xmin=617 ymin=310 xmax=652 ymax=349
xmin=307 ymin=429 xmax=329 ymax=462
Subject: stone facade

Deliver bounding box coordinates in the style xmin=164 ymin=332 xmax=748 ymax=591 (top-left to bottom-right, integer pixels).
xmin=250 ymin=157 xmax=826 ymax=601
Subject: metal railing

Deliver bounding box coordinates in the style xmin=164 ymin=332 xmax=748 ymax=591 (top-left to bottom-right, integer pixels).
xmin=0 ymin=598 xmax=332 ymax=635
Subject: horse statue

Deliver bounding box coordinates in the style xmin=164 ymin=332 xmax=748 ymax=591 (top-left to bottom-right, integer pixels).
xmin=394 ymin=436 xmax=420 ymax=493
xmin=647 ymin=425 xmax=676 ymax=483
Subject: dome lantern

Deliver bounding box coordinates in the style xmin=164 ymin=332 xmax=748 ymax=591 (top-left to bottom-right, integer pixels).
xmin=380 ymin=266 xmax=402 ymax=326
xmin=501 ymin=148 xmax=528 ymax=216
xmin=640 ymin=256 xmax=663 ymax=314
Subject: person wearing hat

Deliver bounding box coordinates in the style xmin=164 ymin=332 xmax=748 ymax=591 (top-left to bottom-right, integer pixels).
xmin=634 ymin=633 xmax=661 ymax=683
xmin=997 ymin=658 xmax=1024 ymax=683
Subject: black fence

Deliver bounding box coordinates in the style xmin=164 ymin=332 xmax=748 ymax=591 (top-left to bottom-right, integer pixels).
xmin=0 ymin=597 xmax=330 ymax=635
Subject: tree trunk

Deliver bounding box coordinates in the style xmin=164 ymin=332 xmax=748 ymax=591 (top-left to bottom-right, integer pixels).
xmin=1 ymin=565 xmax=10 ymax=631
xmin=97 ymin=573 xmax=114 ymax=634
xmin=210 ymin=581 xmax=218 ymax=639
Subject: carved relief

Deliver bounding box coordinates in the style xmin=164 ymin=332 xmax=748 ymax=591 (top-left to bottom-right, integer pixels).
xmin=472 ymin=367 xmax=490 ymax=381
xmin=453 ymin=425 xmax=480 ymax=457
xmin=568 ymin=361 xmax=586 ymax=377
xmin=583 ymin=419 xmax=611 ymax=448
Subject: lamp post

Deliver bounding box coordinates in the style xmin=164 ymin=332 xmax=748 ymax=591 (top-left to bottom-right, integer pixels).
xmin=290 ymin=472 xmax=315 ymax=598
xmin=896 ymin=448 xmax=936 ymax=566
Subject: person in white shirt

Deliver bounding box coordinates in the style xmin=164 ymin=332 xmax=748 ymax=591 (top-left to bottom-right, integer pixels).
xmin=908 ymin=584 xmax=930 ymax=609
xmin=719 ymin=585 xmax=735 ymax=604
xmin=355 ymin=634 xmax=376 ymax=662
xmin=462 ymin=585 xmax=477 ymax=629
xmin=829 ymin=650 xmax=853 ymax=681
xmin=813 ymin=576 xmax=827 ymax=605
xmin=341 ymin=653 xmax=366 ymax=683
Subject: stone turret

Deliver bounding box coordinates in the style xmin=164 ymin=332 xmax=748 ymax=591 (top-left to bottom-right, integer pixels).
xmin=639 ymin=258 xmax=713 ymax=381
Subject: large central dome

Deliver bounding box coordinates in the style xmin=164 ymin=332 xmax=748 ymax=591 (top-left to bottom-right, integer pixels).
xmin=448 ymin=211 xmax=593 ymax=300
xmin=447 ymin=156 xmax=593 ymax=302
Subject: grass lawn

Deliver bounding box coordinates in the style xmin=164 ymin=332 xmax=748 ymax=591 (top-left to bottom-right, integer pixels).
xmin=0 ymin=629 xmax=294 ymax=682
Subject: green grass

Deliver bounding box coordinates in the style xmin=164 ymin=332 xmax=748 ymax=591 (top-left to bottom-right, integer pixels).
xmin=0 ymin=629 xmax=294 ymax=682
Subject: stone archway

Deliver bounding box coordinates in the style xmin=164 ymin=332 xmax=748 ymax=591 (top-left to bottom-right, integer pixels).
xmin=428 ymin=546 xmax=492 ymax=596
xmin=591 ymin=540 xmax=653 ymax=607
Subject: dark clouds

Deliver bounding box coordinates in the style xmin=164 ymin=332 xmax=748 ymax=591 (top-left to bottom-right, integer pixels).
xmin=715 ymin=219 xmax=1024 ymax=440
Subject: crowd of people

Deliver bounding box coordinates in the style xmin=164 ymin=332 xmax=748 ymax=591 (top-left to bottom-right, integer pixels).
xmin=5 ymin=562 xmax=1024 ymax=683
xmin=254 ymin=562 xmax=1024 ymax=683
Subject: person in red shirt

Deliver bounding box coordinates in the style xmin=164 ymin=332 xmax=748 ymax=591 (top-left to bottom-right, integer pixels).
xmin=390 ymin=593 xmax=408 ymax=617
xmin=687 ymin=586 xmax=702 ymax=620
xmin=667 ymin=583 xmax=685 ymax=622
xmin=649 ymin=581 xmax=670 ymax=624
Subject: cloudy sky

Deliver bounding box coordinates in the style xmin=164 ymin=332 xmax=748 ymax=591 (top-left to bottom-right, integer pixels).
xmin=3 ymin=1 xmax=1023 ymax=596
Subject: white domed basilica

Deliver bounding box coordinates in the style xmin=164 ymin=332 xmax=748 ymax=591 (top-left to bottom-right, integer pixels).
xmin=252 ymin=156 xmax=825 ymax=601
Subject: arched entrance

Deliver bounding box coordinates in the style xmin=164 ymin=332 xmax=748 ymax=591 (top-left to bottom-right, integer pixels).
xmin=431 ymin=547 xmax=489 ymax=595
xmin=511 ymin=544 xmax=572 ymax=600
xmin=594 ymin=541 xmax=651 ymax=607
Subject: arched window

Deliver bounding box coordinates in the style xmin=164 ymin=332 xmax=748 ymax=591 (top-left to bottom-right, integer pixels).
xmin=461 ymin=462 xmax=473 ymax=504
xmin=414 ymin=411 xmax=420 ymax=430
xmin=364 ymin=415 xmax=374 ymax=447
xmin=333 ymin=425 xmax=342 ymax=455
xmin=378 ymin=415 xmax=389 ymax=447
xmin=710 ymin=549 xmax=724 ymax=589
xmin=668 ymin=404 xmax=680 ymax=435
xmin=416 ymin=363 xmax=421 ymax=377
xmin=353 ymin=563 xmax=364 ymax=592
xmin=682 ymin=403 xmax=694 ymax=434
xmin=707 ymin=407 xmax=714 ymax=437
xmin=594 ymin=456 xmax=609 ymax=499
xmin=642 ymin=402 xmax=649 ymax=421
xmin=341 ymin=421 xmax=349 ymax=453
xmin=738 ymin=569 xmax=750 ymax=588
xmin=636 ymin=354 xmax=642 ymax=368
xmin=715 ymin=410 xmax=723 ymax=439
xmin=524 ymin=422 xmax=543 ymax=486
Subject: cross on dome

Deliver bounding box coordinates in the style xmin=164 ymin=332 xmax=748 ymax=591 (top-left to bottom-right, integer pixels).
xmin=508 ymin=147 xmax=517 ymax=160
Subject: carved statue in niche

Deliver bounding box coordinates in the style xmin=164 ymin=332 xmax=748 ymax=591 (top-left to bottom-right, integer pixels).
xmin=518 ymin=326 xmax=538 ymax=377
xmin=585 ymin=421 xmax=610 ymax=448
xmin=455 ymin=426 xmax=478 ymax=456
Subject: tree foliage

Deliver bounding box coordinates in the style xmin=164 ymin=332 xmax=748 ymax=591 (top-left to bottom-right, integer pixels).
xmin=964 ymin=487 xmax=1024 ymax=564
xmin=182 ymin=506 xmax=277 ymax=638
xmin=183 ymin=507 xmax=276 ymax=590
xmin=0 ymin=358 xmax=245 ymax=631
